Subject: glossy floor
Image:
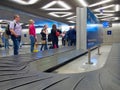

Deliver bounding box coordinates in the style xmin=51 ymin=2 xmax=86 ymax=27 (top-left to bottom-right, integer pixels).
xmin=0 ymin=45 xmax=54 ymax=57
xmin=0 ymin=45 xmax=31 ymax=57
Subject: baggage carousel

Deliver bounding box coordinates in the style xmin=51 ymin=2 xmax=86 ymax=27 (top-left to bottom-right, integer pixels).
xmin=0 ymin=44 xmax=120 ymax=90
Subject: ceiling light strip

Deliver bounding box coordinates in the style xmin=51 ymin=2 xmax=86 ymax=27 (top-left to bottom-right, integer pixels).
xmin=78 ymin=0 xmax=88 ymax=7
xmin=101 ymin=17 xmax=119 ymax=21
xmin=42 ymin=1 xmax=56 ymax=9
xmin=41 ymin=1 xmax=71 ymax=10
xmin=95 ymin=14 xmax=114 ymax=16
xmin=49 ymin=12 xmax=73 ymax=18
xmin=94 ymin=10 xmax=115 ymax=13
xmin=57 ymin=1 xmax=71 ymax=10
xmin=10 ymin=0 xmax=39 ymax=5
xmin=49 ymin=13 xmax=59 ymax=17
xmin=115 ymin=4 xmax=120 ymax=11
xmin=68 ymin=21 xmax=76 ymax=23
xmin=66 ymin=16 xmax=76 ymax=19
xmin=97 ymin=15 xmax=114 ymax=19
xmin=94 ymin=4 xmax=115 ymax=12
xmin=89 ymin=0 xmax=112 ymax=7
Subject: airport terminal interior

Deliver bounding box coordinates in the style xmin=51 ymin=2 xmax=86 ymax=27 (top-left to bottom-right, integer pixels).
xmin=0 ymin=0 xmax=120 ymax=90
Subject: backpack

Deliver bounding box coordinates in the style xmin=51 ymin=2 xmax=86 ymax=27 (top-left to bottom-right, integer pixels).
xmin=5 ymin=23 xmax=16 ymax=35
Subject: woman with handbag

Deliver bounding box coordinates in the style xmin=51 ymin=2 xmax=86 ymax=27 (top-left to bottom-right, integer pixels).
xmin=40 ymin=25 xmax=48 ymax=51
xmin=51 ymin=24 xmax=60 ymax=48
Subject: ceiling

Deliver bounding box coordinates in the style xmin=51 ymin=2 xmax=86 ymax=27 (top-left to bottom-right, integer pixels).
xmin=0 ymin=0 xmax=120 ymax=25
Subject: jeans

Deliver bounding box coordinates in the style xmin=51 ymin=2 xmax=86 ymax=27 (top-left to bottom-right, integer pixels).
xmin=30 ymin=35 xmax=35 ymax=53
xmin=11 ymin=35 xmax=20 ymax=55
xmin=4 ymin=38 xmax=9 ymax=49
xmin=67 ymin=39 xmax=71 ymax=46
xmin=18 ymin=36 xmax=21 ymax=48
xmin=40 ymin=43 xmax=48 ymax=51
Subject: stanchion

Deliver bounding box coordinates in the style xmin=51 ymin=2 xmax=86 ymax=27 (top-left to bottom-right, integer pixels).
xmin=97 ymin=45 xmax=101 ymax=55
xmin=86 ymin=49 xmax=93 ymax=64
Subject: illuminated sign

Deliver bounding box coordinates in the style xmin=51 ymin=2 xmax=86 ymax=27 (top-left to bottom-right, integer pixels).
xmin=102 ymin=21 xmax=112 ymax=28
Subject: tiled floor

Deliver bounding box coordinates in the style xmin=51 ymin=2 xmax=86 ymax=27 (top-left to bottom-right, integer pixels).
xmin=54 ymin=45 xmax=112 ymax=74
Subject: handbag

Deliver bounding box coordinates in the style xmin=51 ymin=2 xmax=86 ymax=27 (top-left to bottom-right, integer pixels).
xmin=41 ymin=40 xmax=46 ymax=44
xmin=56 ymin=31 xmax=60 ymax=37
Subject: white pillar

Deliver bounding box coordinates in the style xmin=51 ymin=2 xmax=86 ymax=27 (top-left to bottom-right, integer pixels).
xmin=76 ymin=7 xmax=87 ymax=50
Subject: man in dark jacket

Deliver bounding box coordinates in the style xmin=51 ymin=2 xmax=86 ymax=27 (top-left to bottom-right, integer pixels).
xmin=67 ymin=27 xmax=76 ymax=46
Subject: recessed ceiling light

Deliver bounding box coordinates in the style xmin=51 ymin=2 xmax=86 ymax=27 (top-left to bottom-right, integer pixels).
xmin=66 ymin=16 xmax=76 ymax=20
xmin=41 ymin=1 xmax=71 ymax=10
xmin=9 ymin=0 xmax=39 ymax=5
xmin=78 ymin=0 xmax=88 ymax=7
xmin=48 ymin=12 xmax=73 ymax=18
xmin=94 ymin=4 xmax=115 ymax=12
xmin=89 ymin=0 xmax=112 ymax=7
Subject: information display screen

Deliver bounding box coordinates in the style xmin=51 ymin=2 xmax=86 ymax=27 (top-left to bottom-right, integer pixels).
xmin=87 ymin=8 xmax=103 ymax=49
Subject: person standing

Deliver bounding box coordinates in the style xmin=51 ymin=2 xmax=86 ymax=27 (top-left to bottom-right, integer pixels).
xmin=51 ymin=24 xmax=59 ymax=48
xmin=29 ymin=19 xmax=37 ymax=53
xmin=10 ymin=14 xmax=22 ymax=55
xmin=61 ymin=31 xmax=66 ymax=46
xmin=40 ymin=25 xmax=48 ymax=51
xmin=67 ymin=27 xmax=76 ymax=46
xmin=66 ymin=27 xmax=72 ymax=46
xmin=3 ymin=31 xmax=9 ymax=49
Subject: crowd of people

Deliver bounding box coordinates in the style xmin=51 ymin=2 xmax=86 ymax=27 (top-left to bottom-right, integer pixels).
xmin=1 ymin=14 xmax=76 ymax=55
